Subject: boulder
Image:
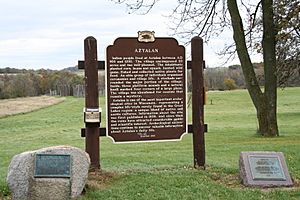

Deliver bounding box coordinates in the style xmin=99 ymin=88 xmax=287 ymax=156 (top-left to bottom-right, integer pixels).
xmin=7 ymin=146 xmax=90 ymax=200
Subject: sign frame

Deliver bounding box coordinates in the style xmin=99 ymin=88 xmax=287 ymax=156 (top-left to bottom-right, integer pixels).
xmin=78 ymin=35 xmax=206 ymax=168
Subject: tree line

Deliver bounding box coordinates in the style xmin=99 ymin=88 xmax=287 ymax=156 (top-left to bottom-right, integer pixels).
xmin=0 ymin=69 xmax=84 ymax=99
xmin=1 ymin=63 xmax=299 ymax=99
xmin=189 ymin=63 xmax=299 ymax=92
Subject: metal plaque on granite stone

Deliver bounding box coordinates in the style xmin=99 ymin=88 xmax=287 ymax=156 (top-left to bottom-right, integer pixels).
xmin=34 ymin=154 xmax=71 ymax=178
xmin=239 ymin=152 xmax=293 ymax=187
xmin=248 ymin=155 xmax=286 ymax=181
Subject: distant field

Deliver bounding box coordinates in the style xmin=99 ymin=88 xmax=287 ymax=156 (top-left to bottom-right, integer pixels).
xmin=0 ymin=88 xmax=299 ymax=199
xmin=0 ymin=96 xmax=65 ymax=118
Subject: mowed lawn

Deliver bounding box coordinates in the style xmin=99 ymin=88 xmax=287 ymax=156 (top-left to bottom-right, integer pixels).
xmin=0 ymin=88 xmax=300 ymax=199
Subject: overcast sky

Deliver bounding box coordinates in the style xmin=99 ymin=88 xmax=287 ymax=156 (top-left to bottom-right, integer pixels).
xmin=0 ymin=0 xmax=261 ymax=70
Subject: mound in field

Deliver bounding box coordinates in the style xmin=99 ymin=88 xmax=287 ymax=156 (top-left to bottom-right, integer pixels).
xmin=0 ymin=96 xmax=65 ymax=118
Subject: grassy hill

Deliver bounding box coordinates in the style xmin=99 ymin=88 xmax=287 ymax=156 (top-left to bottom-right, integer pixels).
xmin=0 ymin=88 xmax=299 ymax=199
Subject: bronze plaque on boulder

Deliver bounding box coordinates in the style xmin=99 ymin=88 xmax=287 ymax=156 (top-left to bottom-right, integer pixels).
xmin=34 ymin=154 xmax=71 ymax=178
xmin=106 ymin=36 xmax=186 ymax=142
xmin=240 ymin=152 xmax=293 ymax=187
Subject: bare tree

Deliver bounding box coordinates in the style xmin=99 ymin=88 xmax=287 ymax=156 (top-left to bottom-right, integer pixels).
xmin=226 ymin=0 xmax=278 ymax=136
xmin=111 ymin=0 xmax=299 ymax=136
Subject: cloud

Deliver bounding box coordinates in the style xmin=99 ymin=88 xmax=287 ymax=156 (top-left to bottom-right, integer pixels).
xmin=0 ymin=0 xmax=262 ymax=69
xmin=0 ymin=0 xmax=175 ymax=69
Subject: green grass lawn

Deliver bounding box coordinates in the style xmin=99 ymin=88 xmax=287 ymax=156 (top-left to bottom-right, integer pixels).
xmin=1 ymin=88 xmax=300 ymax=199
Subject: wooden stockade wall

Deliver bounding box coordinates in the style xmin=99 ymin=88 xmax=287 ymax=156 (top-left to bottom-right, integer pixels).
xmin=49 ymin=85 xmax=73 ymax=96
xmin=73 ymin=85 xmax=85 ymax=97
xmin=49 ymin=84 xmax=104 ymax=97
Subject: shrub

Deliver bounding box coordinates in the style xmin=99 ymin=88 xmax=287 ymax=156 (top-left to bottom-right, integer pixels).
xmin=224 ymin=78 xmax=237 ymax=90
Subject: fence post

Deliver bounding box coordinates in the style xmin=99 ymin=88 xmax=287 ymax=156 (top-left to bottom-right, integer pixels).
xmin=191 ymin=36 xmax=205 ymax=168
xmin=84 ymin=36 xmax=100 ymax=169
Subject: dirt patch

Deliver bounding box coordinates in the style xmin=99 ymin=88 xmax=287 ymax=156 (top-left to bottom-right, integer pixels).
xmin=84 ymin=170 xmax=118 ymax=192
xmin=0 ymin=96 xmax=65 ymax=118
xmin=207 ymin=167 xmax=300 ymax=191
xmin=209 ymin=171 xmax=241 ymax=188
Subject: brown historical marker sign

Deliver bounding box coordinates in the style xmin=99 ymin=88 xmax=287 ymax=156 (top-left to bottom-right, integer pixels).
xmin=107 ymin=33 xmax=186 ymax=142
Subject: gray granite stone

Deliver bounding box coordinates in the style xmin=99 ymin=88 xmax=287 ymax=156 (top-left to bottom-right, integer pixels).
xmin=28 ymin=178 xmax=70 ymax=200
xmin=7 ymin=145 xmax=90 ymax=199
xmin=240 ymin=151 xmax=293 ymax=187
xmin=6 ymin=151 xmax=35 ymax=200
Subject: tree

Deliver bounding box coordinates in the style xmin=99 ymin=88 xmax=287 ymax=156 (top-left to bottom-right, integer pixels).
xmin=111 ymin=0 xmax=300 ymax=136
xmin=224 ymin=78 xmax=237 ymax=90
xmin=274 ymin=0 xmax=300 ymax=86
xmin=228 ymin=0 xmax=278 ymax=136
xmin=204 ymin=67 xmax=228 ymax=90
xmin=228 ymin=65 xmax=245 ymax=87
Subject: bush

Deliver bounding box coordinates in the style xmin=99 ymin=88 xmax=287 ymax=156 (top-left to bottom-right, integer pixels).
xmin=224 ymin=78 xmax=237 ymax=90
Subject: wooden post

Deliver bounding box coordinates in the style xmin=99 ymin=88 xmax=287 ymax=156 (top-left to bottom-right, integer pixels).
xmin=84 ymin=36 xmax=100 ymax=169
xmin=191 ymin=36 xmax=205 ymax=168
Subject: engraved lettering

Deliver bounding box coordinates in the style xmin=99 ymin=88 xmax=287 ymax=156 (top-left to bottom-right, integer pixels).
xmin=135 ymin=48 xmax=159 ymax=53
xmin=107 ymin=38 xmax=186 ymax=142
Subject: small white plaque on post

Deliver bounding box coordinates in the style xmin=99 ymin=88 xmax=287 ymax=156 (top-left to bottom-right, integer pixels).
xmin=84 ymin=108 xmax=101 ymax=123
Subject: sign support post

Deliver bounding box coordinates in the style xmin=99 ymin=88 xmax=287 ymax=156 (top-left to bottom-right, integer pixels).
xmin=191 ymin=36 xmax=205 ymax=168
xmin=79 ymin=34 xmax=206 ymax=170
xmin=84 ymin=36 xmax=100 ymax=169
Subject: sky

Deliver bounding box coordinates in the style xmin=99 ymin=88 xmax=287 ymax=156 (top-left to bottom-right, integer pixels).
xmin=0 ymin=0 xmax=261 ymax=70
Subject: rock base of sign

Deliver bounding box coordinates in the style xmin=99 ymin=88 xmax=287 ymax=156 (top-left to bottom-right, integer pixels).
xmin=239 ymin=151 xmax=293 ymax=188
xmin=7 ymin=145 xmax=90 ymax=200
